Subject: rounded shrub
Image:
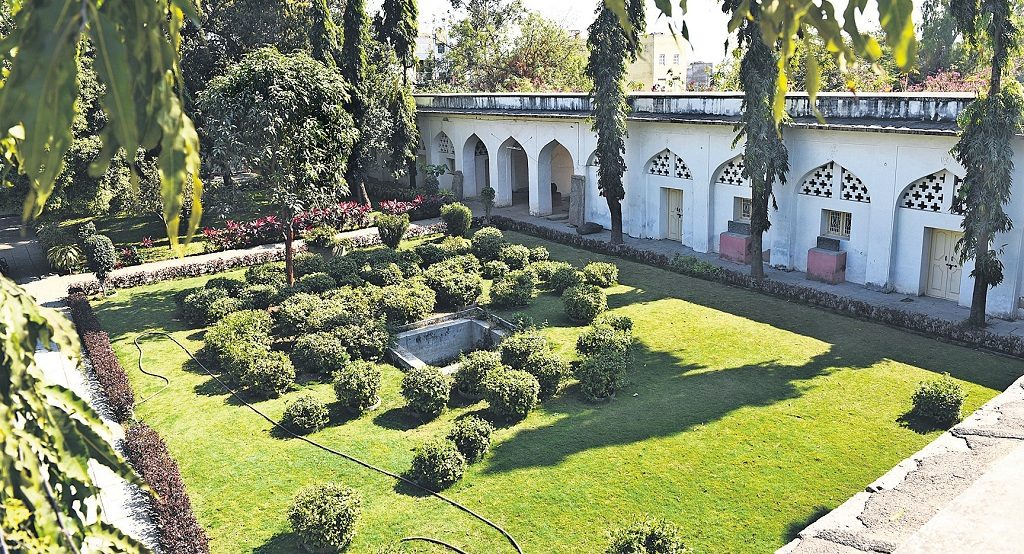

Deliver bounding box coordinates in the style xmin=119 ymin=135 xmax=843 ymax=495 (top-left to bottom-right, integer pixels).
xmin=207 ymin=296 xmax=247 ymax=322
xmin=361 ymin=262 xmax=404 ymax=287
xmin=911 ymin=373 xmax=966 ymax=426
xmin=204 ymin=309 xmax=273 ymax=355
xmin=288 ymin=483 xmax=361 ymax=553
xmin=499 ymin=329 xmax=549 ymax=370
xmin=245 ymin=350 xmax=296 ymax=397
xmin=447 ymin=416 xmax=494 ymax=463
xmin=414 ymin=242 xmax=449 ymax=266
xmin=471 ymin=227 xmax=505 ymax=261
xmin=246 ymin=261 xmax=286 ymax=287
xmin=298 ymin=272 xmax=337 ymax=294
xmin=281 ymin=394 xmax=330 ymax=434
xmin=483 ymin=368 xmax=540 ymax=421
xmin=239 ymin=283 xmax=279 ymax=309
xmin=439 ymin=236 xmax=473 ymax=257
xmin=325 ymin=256 xmax=363 ymax=287
xmin=576 ymin=323 xmax=634 ymax=357
xmin=331 ymin=314 xmax=390 ymax=361
xmin=599 ymin=314 xmax=634 ymax=332
xmin=439 ymin=253 xmax=482 ymax=275
xmin=205 ymin=276 xmax=245 ymax=294
xmin=303 ymin=225 xmax=338 ymax=249
xmin=440 ymin=202 xmax=473 ymax=237
xmin=83 ymin=234 xmax=116 ymax=282
xmin=276 ymin=293 xmax=345 ymax=335
xmin=76 ymin=221 xmax=97 ymax=242
xmin=489 ymin=269 xmax=537 ymax=308
xmin=549 ymin=264 xmax=585 ymax=293
xmin=294 ymin=251 xmax=328 ymax=278
xmin=563 ymin=284 xmax=607 ymax=324
xmin=575 ymin=350 xmax=628 ymax=402
xmin=529 ymin=260 xmax=569 ymax=284
xmin=378 ymin=279 xmax=436 ymax=325
xmin=376 ymin=213 xmax=410 ymax=249
xmin=400 ymin=366 xmax=452 ymax=418
xmin=583 ymin=261 xmax=620 ymax=287
xmin=423 ymin=264 xmax=483 ymax=309
xmin=606 ymin=518 xmax=687 ymax=554
xmin=482 ymin=260 xmax=510 ymax=279
xmin=499 ymin=244 xmax=531 ymax=270
xmin=181 ymin=287 xmax=229 ymax=326
xmin=453 ymin=350 xmax=503 ymax=398
xmin=334 ymin=361 xmax=383 ymax=414
xmin=528 ymin=246 xmax=550 ymax=262
xmin=523 ymin=350 xmax=569 ymax=400
xmin=291 ymin=332 xmax=351 ymax=376
xmin=408 ymin=439 xmax=466 ymax=490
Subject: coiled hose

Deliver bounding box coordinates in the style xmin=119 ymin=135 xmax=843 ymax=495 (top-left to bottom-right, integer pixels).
xmin=133 ymin=331 xmax=523 ymax=554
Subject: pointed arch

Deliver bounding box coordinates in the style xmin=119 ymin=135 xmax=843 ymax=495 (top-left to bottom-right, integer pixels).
xmin=586 ymin=149 xmax=599 ymax=167
xmin=900 ymin=169 xmax=962 ymax=213
xmin=646 ymin=149 xmax=692 ymax=180
xmin=713 ymin=155 xmax=749 ymax=187
xmin=798 ymin=161 xmax=871 ymax=203
xmin=496 ymin=136 xmax=529 ymax=208
xmin=462 ymin=134 xmax=490 ymax=198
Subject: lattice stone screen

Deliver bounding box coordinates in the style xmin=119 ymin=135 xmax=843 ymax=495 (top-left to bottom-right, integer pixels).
xmin=716 ymin=157 xmax=748 ymax=186
xmin=438 ymin=134 xmax=455 ymax=156
xmin=901 ymin=171 xmax=962 ymax=213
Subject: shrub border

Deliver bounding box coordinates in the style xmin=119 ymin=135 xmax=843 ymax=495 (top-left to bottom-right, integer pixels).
xmin=66 ymin=292 xmax=135 ymax=422
xmin=486 ymin=216 xmax=1024 ymax=358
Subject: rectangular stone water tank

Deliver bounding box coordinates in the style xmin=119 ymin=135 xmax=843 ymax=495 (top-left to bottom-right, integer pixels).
xmin=389 ymin=318 xmax=509 ymax=371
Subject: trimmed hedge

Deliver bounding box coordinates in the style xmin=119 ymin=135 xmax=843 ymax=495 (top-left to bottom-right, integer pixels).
xmin=563 ymin=284 xmax=608 ymax=323
xmin=471 ymin=227 xmax=505 ymax=261
xmin=454 ymin=350 xmax=503 ymax=398
xmin=583 ymin=261 xmax=619 ymax=287
xmin=281 ymin=394 xmax=330 ymax=434
xmin=606 ymin=518 xmax=687 ymax=554
xmin=447 ymin=416 xmax=494 ymax=463
xmin=401 ymin=366 xmax=452 ymax=419
xmin=408 ymin=439 xmax=466 ymax=490
xmin=523 ymin=350 xmax=569 ymax=400
xmin=291 ymin=332 xmax=351 ymax=376
xmin=67 ymin=293 xmax=135 ymax=422
xmin=376 ymin=213 xmax=410 ymax=248
xmin=489 ymin=269 xmax=537 ymax=308
xmin=575 ymin=349 xmax=629 ymax=401
xmin=499 ymin=328 xmax=549 ymax=370
xmin=288 ymin=483 xmax=361 ymax=552
xmin=911 ymin=373 xmax=967 ymax=426
xmin=124 ymin=422 xmax=210 ymax=554
xmin=499 ymin=244 xmax=531 ymax=270
xmin=440 ymin=202 xmax=473 ymax=237
xmin=334 ymin=361 xmax=383 ymax=414
xmin=549 ymin=264 xmax=585 ymax=293
xmin=483 ymin=368 xmax=540 ymax=421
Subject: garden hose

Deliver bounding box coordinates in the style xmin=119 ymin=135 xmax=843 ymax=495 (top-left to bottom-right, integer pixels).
xmin=132 ymin=332 xmax=523 ymax=554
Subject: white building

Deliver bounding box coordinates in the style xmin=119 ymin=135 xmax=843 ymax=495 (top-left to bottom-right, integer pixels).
xmin=413 ymin=92 xmax=1024 ymax=319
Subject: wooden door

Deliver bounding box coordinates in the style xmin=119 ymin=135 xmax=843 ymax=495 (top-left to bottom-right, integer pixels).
xmin=666 ymin=189 xmax=683 ymax=241
xmin=926 ymin=229 xmax=964 ymax=301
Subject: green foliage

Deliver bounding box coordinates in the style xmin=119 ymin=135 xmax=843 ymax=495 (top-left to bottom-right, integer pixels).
xmin=205 ymin=310 xmax=273 ymax=363
xmin=523 ymin=350 xmax=569 ymax=400
xmin=245 ymin=350 xmax=296 ymax=397
xmin=281 ymin=394 xmax=330 ymax=434
xmin=294 ymin=252 xmax=328 ymax=278
xmin=83 ymin=234 xmax=116 ymax=282
xmin=334 ymin=361 xmax=384 ymax=414
xmin=472 ymin=226 xmax=506 ymax=260
xmin=577 ymin=322 xmax=635 ymax=358
xmin=583 ymin=261 xmax=619 ymax=287
xmin=288 ymin=483 xmax=361 ymax=552
xmin=499 ymin=243 xmax=531 ymax=270
xmin=246 ymin=261 xmax=287 ymax=287
xmin=291 ymin=333 xmax=351 ymax=377
xmin=46 ymin=243 xmax=85 ymax=274
xmin=481 ymin=185 xmax=496 ymax=222
xmin=378 ymin=279 xmax=437 ymax=325
xmin=563 ymin=284 xmax=608 ymax=323
xmin=206 ymin=276 xmax=245 ymax=295
xmin=423 ymin=263 xmax=483 ymax=309
xmin=440 ymin=202 xmax=474 ymax=237
xmin=483 ymin=368 xmax=540 ymax=420
xmin=550 ymin=264 xmax=585 ymax=293
xmin=239 ymin=284 xmax=279 ymax=309
xmin=181 ymin=287 xmax=230 ymax=326
xmin=326 ymin=256 xmax=364 ymax=287
xmin=575 ymin=349 xmax=629 ymax=401
xmin=408 ymin=439 xmax=466 ymax=490
xmin=376 ymin=213 xmax=410 ymax=248
xmin=303 ymin=225 xmax=339 ymax=249
xmin=490 ymin=269 xmax=537 ymax=308
xmin=530 ymin=260 xmax=569 ymax=284
xmin=76 ymin=221 xmax=97 ymax=242
xmin=276 ymin=293 xmax=344 ymax=336
xmin=298 ymin=272 xmax=337 ymax=294
xmin=600 ymin=314 xmax=634 ymax=332
xmin=528 ymin=246 xmax=549 ymax=262
xmin=911 ymin=373 xmax=967 ymax=426
xmin=454 ymin=350 xmax=504 ymax=397
xmin=482 ymin=260 xmax=510 ymax=279
xmin=606 ymin=518 xmax=688 ymax=554
xmin=499 ymin=328 xmax=549 ymax=370
xmin=447 ymin=416 xmax=494 ymax=463
xmin=361 ymin=263 xmax=403 ymax=287
xmin=401 ymin=366 xmax=452 ymax=418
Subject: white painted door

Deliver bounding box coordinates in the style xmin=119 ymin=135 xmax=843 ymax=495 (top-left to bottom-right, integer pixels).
xmin=926 ymin=229 xmax=964 ymax=301
xmin=666 ymin=189 xmax=683 ymax=242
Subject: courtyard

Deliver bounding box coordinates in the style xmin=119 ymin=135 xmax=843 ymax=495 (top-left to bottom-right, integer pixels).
xmin=93 ymin=230 xmax=1022 ymax=553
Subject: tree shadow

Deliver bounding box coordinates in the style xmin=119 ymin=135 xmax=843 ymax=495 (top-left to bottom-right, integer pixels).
xmin=373 ymin=406 xmax=425 ymax=431
xmin=896 ymin=410 xmax=949 ymax=434
xmin=783 ymin=505 xmax=832 ymax=543
xmin=252 ymin=531 xmax=299 ymax=554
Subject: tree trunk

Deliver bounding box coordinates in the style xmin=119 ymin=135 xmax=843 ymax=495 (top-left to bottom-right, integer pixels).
xmin=408 ymin=159 xmax=417 ymax=189
xmin=285 ymin=223 xmax=296 ymax=286
xmin=359 ymin=180 xmax=371 ymax=207
xmin=750 ymin=231 xmax=764 ymax=279
xmin=967 ymin=228 xmax=990 ymax=327
xmin=607 ymin=199 xmax=623 ymax=245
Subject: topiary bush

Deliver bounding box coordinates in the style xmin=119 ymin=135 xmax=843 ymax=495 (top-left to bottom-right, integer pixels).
xmin=207 ymin=296 xmax=247 ymax=322
xmin=377 ymin=279 xmax=436 ymax=325
xmin=583 ymin=261 xmax=620 ymax=287
xmin=529 ymin=260 xmax=569 ymax=284
xmin=334 ymin=361 xmax=383 ymax=414
xmin=423 ymin=264 xmax=483 ymax=309
xmin=606 ymin=518 xmax=688 ymax=554
xmin=549 ymin=264 xmax=585 ymax=293
xmin=489 ymin=269 xmax=537 ymax=308
xmin=376 ymin=213 xmax=409 ymax=249
xmin=440 ymin=202 xmax=473 ymax=237
xmin=471 ymin=227 xmax=505 ymax=261
xmin=303 ymin=225 xmax=339 ymax=249
xmin=523 ymin=350 xmax=569 ymax=400
xmin=453 ymin=350 xmax=503 ymax=398
xmin=563 ymin=284 xmax=607 ymax=323
xmin=294 ymin=251 xmax=327 ymax=278
xmin=181 ymin=287 xmax=230 ymax=326
xmin=483 ymin=368 xmax=540 ymax=421
xmin=288 ymin=483 xmax=361 ymax=553
xmin=203 ymin=310 xmax=273 ymax=364
xmin=276 ymin=293 xmax=346 ymax=336
xmin=205 ymin=276 xmax=245 ymax=294
xmin=528 ymin=246 xmax=550 ymax=262
xmin=447 ymin=416 xmax=493 ymax=463
xmin=330 ymin=314 xmax=391 ymax=361
xmin=244 ymin=350 xmax=295 ymax=397
xmin=414 ymin=242 xmax=449 ymax=266
xmin=291 ymin=332 xmax=351 ymax=376
xmin=407 ymin=439 xmax=466 ymax=491
xmin=83 ymin=234 xmax=116 ymax=283
xmin=499 ymin=244 xmax=531 ymax=270
xmin=482 ymin=260 xmax=510 ymax=279
xmin=599 ymin=314 xmax=634 ymax=332
xmin=499 ymin=328 xmax=549 ymax=370
xmin=438 ymin=253 xmax=481 ymax=274
xmin=575 ymin=350 xmax=628 ymax=402
xmin=439 ymin=236 xmax=473 ymax=257
xmin=281 ymin=394 xmax=330 ymax=434
xmin=297 ymin=272 xmax=337 ymax=294
xmin=239 ymin=283 xmax=279 ymax=309
xmin=76 ymin=221 xmax=97 ymax=242
xmin=400 ymin=366 xmax=452 ymax=419
xmin=576 ymin=323 xmax=634 ymax=357
xmin=246 ymin=261 xmax=286 ymax=287
xmin=910 ymin=373 xmax=967 ymax=426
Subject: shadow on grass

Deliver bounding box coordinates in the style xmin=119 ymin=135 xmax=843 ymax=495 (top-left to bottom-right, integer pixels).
xmin=897 ymin=410 xmax=950 ymax=434
xmin=252 ymin=531 xmax=299 ymax=554
xmin=783 ymin=505 xmax=832 ymax=543
xmin=373 ymin=406 xmax=425 ymax=431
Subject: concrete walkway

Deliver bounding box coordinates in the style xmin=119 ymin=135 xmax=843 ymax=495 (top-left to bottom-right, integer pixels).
xmin=472 ymin=201 xmax=1024 ymax=339
xmin=0 ymin=215 xmax=48 ymax=279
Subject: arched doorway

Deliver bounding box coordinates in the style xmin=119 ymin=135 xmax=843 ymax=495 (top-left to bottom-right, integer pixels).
xmin=496 ymin=137 xmax=528 ymax=209
xmin=434 ymin=131 xmax=456 ymax=190
xmin=538 ymin=140 xmax=574 ymax=216
xmin=462 ymin=134 xmax=489 ymax=198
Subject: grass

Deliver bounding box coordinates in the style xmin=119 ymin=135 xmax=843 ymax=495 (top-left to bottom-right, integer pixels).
xmin=94 ymin=231 xmax=1024 ymax=553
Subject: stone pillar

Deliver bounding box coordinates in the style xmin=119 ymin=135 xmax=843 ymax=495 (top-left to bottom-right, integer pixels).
xmin=452 ymin=170 xmax=465 ymax=201
xmin=569 ymin=175 xmax=586 ymax=227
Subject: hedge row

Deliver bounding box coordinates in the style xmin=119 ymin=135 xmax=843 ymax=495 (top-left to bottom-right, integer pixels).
xmin=487 ymin=216 xmax=1024 ymax=358
xmin=123 ymin=422 xmax=211 ymax=554
xmin=66 ymin=292 xmax=135 ymax=422
xmin=67 ymin=223 xmax=447 ymax=296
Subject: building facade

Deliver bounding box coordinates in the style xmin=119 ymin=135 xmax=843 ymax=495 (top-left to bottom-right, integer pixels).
xmin=414 ymin=92 xmax=1024 ymax=319
xmin=626 ymin=33 xmax=688 ymax=91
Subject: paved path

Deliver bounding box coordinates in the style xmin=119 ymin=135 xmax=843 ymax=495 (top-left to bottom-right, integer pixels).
xmin=473 ymin=201 xmax=1024 ymax=338
xmin=0 ymin=215 xmax=48 ymax=279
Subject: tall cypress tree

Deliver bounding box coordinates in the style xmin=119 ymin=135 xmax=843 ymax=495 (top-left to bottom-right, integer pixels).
xmin=309 ymin=0 xmax=344 ymax=68
xmin=586 ymin=0 xmax=645 ymax=245
xmin=734 ymin=18 xmax=790 ymax=279
xmin=341 ymin=0 xmax=372 ymax=203
xmin=950 ymin=0 xmax=1023 ymax=326
xmin=376 ymin=0 xmax=420 ymax=188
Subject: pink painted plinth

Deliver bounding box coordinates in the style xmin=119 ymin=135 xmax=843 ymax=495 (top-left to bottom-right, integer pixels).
xmin=807 ymin=248 xmax=847 ymax=284
xmin=719 ymin=232 xmax=752 ymax=264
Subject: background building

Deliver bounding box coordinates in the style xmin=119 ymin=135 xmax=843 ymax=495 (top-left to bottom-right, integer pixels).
xmin=626 ymin=33 xmax=688 ymax=91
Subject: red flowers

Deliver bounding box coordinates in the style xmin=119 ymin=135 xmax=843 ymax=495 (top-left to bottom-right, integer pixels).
xmin=201 ymin=202 xmax=373 ymax=251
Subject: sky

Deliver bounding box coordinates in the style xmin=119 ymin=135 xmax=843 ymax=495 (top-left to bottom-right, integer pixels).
xmin=412 ymin=0 xmax=925 ymax=64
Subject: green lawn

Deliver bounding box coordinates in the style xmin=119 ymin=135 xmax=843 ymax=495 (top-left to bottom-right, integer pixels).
xmin=95 ymin=231 xmax=1024 ymax=553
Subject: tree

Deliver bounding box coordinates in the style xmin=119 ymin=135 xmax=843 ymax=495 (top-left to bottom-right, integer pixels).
xmin=949 ymin=0 xmax=1024 ymax=326
xmin=734 ymin=18 xmax=790 ymax=279
xmin=200 ymin=48 xmax=357 ymax=285
xmin=586 ymin=0 xmax=644 ymax=245
xmin=341 ymin=0 xmax=373 ymax=204
xmin=375 ymin=0 xmax=420 ymax=187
